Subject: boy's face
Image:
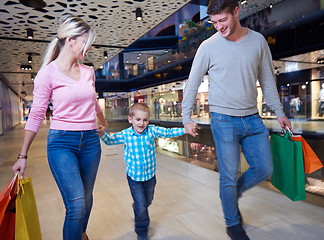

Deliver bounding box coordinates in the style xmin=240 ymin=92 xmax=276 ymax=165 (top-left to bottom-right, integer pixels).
xmin=128 ymin=110 xmax=150 ymax=134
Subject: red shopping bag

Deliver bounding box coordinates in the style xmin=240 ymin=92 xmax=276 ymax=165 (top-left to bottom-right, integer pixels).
xmin=0 ymin=173 xmax=18 ymax=239
xmin=291 ymin=135 xmax=323 ymax=174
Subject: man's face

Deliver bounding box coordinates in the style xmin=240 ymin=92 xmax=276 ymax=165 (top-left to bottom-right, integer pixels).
xmin=209 ymin=7 xmax=239 ymax=40
xmin=128 ymin=110 xmax=150 ymax=134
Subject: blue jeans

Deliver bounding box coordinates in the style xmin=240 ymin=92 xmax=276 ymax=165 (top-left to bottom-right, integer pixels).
xmin=47 ymin=129 xmax=101 ymax=240
xmin=127 ymin=175 xmax=156 ymax=237
xmin=210 ymin=112 xmax=273 ymax=227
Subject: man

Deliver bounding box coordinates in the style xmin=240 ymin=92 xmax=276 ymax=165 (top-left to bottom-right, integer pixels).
xmin=181 ymin=1 xmax=292 ymax=239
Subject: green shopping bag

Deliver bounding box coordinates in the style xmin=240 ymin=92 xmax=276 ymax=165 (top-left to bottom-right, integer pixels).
xmin=271 ymin=131 xmax=306 ymax=201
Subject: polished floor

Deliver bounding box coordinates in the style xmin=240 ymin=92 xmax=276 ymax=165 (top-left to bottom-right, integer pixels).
xmin=0 ymin=123 xmax=323 ymax=240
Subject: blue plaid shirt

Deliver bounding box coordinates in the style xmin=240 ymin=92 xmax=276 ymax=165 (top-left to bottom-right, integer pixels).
xmin=100 ymin=125 xmax=185 ymax=181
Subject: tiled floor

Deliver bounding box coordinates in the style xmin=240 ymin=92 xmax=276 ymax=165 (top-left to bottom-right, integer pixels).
xmin=0 ymin=123 xmax=323 ymax=240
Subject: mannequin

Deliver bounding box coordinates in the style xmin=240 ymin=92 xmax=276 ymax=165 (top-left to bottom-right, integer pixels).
xmin=318 ymin=83 xmax=324 ymax=117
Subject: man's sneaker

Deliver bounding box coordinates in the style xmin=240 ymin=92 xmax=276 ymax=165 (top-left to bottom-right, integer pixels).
xmin=226 ymin=223 xmax=250 ymax=240
xmin=137 ymin=235 xmax=149 ymax=240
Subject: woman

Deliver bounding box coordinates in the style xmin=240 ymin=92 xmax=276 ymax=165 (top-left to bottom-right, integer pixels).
xmin=12 ymin=13 xmax=107 ymax=240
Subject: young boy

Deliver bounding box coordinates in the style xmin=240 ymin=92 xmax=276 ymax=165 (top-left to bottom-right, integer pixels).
xmin=99 ymin=103 xmax=190 ymax=240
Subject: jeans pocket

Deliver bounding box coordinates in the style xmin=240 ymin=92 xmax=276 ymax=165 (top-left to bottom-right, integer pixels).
xmin=91 ymin=129 xmax=99 ymax=136
xmin=48 ymin=129 xmax=66 ymax=136
xmin=211 ymin=113 xmax=233 ymax=142
xmin=211 ymin=112 xmax=230 ymax=122
xmin=250 ymin=113 xmax=261 ymax=119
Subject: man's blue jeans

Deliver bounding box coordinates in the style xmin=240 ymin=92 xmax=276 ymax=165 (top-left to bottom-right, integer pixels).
xmin=47 ymin=129 xmax=101 ymax=240
xmin=210 ymin=112 xmax=273 ymax=227
xmin=127 ymin=175 xmax=156 ymax=237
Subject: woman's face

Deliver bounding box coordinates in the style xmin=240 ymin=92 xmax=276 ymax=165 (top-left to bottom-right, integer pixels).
xmin=70 ymin=33 xmax=91 ymax=60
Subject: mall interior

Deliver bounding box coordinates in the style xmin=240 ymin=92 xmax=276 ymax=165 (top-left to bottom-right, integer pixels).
xmin=0 ymin=0 xmax=324 ymax=239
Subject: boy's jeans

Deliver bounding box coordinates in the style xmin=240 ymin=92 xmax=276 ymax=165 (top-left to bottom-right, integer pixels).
xmin=127 ymin=175 xmax=156 ymax=237
xmin=47 ymin=129 xmax=101 ymax=240
xmin=210 ymin=112 xmax=273 ymax=227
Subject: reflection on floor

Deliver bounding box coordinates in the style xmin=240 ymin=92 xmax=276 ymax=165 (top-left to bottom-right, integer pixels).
xmin=0 ymin=123 xmax=324 ymax=240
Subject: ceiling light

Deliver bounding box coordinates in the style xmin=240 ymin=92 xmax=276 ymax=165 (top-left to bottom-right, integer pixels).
xmin=27 ymin=28 xmax=34 ymax=39
xmin=19 ymin=0 xmax=47 ymax=8
xmin=28 ymin=55 xmax=32 ymax=63
xmin=317 ymin=58 xmax=324 ymax=64
xmin=135 ymin=8 xmax=143 ymax=21
xmin=21 ymin=64 xmax=32 ymax=70
xmin=240 ymin=0 xmax=248 ymax=5
xmin=270 ymin=3 xmax=273 ymax=8
xmin=103 ymin=51 xmax=108 ymax=59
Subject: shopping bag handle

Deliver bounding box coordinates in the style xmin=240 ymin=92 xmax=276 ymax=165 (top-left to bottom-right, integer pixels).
xmin=8 ymin=172 xmax=19 ymax=189
xmin=285 ymin=126 xmax=294 ymax=137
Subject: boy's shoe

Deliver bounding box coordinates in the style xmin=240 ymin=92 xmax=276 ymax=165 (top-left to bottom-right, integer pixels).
xmin=137 ymin=235 xmax=149 ymax=240
xmin=226 ymin=223 xmax=250 ymax=240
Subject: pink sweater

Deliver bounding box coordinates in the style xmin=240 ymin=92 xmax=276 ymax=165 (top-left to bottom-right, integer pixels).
xmin=25 ymin=61 xmax=101 ymax=133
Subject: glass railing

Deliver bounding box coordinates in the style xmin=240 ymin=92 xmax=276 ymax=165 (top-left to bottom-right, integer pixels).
xmin=105 ymin=108 xmax=324 ymax=196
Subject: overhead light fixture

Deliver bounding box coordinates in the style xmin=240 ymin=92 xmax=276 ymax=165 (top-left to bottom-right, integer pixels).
xmin=240 ymin=0 xmax=248 ymax=5
xmin=103 ymin=51 xmax=108 ymax=59
xmin=28 ymin=55 xmax=32 ymax=63
xmin=270 ymin=3 xmax=273 ymax=8
xmin=21 ymin=64 xmax=32 ymax=70
xmin=317 ymin=58 xmax=324 ymax=64
xmin=19 ymin=0 xmax=47 ymax=8
xmin=27 ymin=28 xmax=34 ymax=39
xmin=135 ymin=8 xmax=143 ymax=21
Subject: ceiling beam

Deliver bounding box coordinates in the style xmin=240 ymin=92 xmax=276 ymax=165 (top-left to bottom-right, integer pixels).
xmin=0 ymin=37 xmax=126 ymax=49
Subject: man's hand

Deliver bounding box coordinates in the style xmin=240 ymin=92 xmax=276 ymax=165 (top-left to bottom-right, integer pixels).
xmin=184 ymin=122 xmax=201 ymax=137
xmin=277 ymin=116 xmax=292 ymax=130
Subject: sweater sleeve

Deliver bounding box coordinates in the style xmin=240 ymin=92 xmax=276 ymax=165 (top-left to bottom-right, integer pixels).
xmin=258 ymin=39 xmax=285 ymax=118
xmin=182 ymin=44 xmax=209 ymax=124
xmin=25 ymin=67 xmax=52 ymax=133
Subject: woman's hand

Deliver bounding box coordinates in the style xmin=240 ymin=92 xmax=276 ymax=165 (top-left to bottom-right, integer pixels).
xmin=98 ymin=125 xmax=106 ymax=137
xmin=96 ymin=112 xmax=108 ymax=136
xmin=12 ymin=158 xmax=27 ymax=178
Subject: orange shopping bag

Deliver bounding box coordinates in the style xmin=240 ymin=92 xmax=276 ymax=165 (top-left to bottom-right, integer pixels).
xmin=291 ymin=135 xmax=323 ymax=174
xmin=0 ymin=173 xmax=18 ymax=240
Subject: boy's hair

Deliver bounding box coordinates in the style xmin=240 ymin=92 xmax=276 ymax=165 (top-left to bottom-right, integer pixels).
xmin=207 ymin=0 xmax=239 ymax=15
xmin=129 ymin=103 xmax=150 ymax=116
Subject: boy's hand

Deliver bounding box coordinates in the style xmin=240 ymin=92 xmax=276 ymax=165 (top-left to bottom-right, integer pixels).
xmin=184 ymin=122 xmax=201 ymax=137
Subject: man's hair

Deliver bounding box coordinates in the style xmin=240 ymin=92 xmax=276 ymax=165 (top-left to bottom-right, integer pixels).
xmin=129 ymin=103 xmax=150 ymax=116
xmin=207 ymin=0 xmax=239 ymax=15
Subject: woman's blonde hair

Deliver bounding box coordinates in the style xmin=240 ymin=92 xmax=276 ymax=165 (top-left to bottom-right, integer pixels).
xmin=42 ymin=13 xmax=96 ymax=67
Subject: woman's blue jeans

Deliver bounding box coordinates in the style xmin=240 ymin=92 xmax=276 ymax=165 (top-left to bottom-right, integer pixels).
xmin=47 ymin=129 xmax=101 ymax=240
xmin=127 ymin=175 xmax=156 ymax=237
xmin=210 ymin=112 xmax=273 ymax=227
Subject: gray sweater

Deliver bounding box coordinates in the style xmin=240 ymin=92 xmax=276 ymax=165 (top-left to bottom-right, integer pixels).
xmin=182 ymin=29 xmax=285 ymax=124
